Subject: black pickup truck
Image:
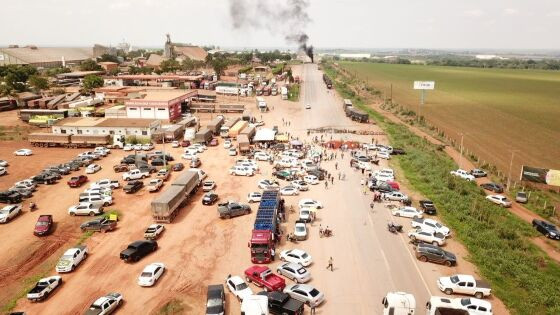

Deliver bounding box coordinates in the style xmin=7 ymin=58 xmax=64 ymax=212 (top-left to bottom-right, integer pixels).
xmin=419 ymin=200 xmax=437 ymax=215
xmin=0 ymin=191 xmax=23 ymax=204
xmin=257 ymin=291 xmax=304 ymax=315
xmin=120 ymin=240 xmax=157 ymax=262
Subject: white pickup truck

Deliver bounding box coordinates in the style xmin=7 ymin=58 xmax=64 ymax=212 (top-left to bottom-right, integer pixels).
xmin=122 ymin=169 xmax=149 ymax=181
xmin=450 ymin=169 xmax=475 ymax=181
xmin=27 ymin=276 xmax=62 ymax=301
xmin=437 ymin=274 xmax=492 ymax=299
xmin=411 ymin=218 xmax=451 ymax=237
xmin=56 ymin=246 xmax=88 ymax=273
xmin=91 ymin=179 xmax=120 ymax=190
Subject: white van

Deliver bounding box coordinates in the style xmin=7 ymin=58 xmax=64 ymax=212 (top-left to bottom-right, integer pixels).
xmin=381 ymin=292 xmax=415 ymax=315
xmin=241 ymin=295 xmax=269 ymax=315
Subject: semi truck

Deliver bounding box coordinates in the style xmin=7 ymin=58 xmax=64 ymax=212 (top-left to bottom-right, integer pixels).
xmin=164 ymin=124 xmax=185 ymax=141
xmin=238 ymin=134 xmax=251 ymax=155
xmin=151 ymin=170 xmax=199 ymax=222
xmin=345 ymin=107 xmax=369 ymax=123
xmin=194 ymin=128 xmax=213 ymax=144
xmin=229 ymin=120 xmax=249 ymax=138
xmin=28 ymin=133 xmax=111 ymax=148
xmin=184 ymin=127 xmax=197 ymax=141
xmin=256 ymin=97 xmax=267 ymax=112
xmin=281 ymin=86 xmax=288 ymax=100
xmin=250 ymin=189 xmax=283 ymax=264
xmin=240 ymin=125 xmax=256 ymax=141
xmin=207 ymin=116 xmax=225 ymax=135
xmin=220 ymin=117 xmax=240 ymax=137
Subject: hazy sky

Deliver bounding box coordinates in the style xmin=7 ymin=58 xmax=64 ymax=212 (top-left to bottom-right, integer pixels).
xmin=1 ymin=0 xmax=559 ymax=50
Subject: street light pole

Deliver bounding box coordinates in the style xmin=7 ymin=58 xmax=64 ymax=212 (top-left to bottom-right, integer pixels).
xmin=507 ymin=150 xmax=518 ymax=192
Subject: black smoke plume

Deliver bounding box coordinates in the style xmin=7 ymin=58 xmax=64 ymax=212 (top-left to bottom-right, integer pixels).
xmin=229 ymin=0 xmax=314 ymax=62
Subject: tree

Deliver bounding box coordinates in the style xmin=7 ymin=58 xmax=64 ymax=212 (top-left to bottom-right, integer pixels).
xmin=82 ymin=75 xmax=104 ymax=93
xmin=28 ymin=75 xmax=49 ymax=91
xmin=211 ymin=58 xmax=228 ymax=79
xmin=98 ymin=54 xmax=120 ymax=64
xmin=159 ymin=59 xmax=180 ymax=73
xmin=0 ymin=83 xmax=17 ymax=99
xmin=79 ymin=59 xmax=103 ymax=71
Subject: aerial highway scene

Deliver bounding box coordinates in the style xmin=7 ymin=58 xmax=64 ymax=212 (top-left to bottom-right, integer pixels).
xmin=1 ymin=1 xmax=560 ymax=314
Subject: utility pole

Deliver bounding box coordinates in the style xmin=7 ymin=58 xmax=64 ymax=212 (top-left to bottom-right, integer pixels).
xmin=507 ymin=150 xmax=519 ymax=192
xmin=162 ymin=135 xmax=167 ymax=169
xmin=458 ymin=132 xmax=468 ymax=170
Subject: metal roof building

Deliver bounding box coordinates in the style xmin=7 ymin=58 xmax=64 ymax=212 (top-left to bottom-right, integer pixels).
xmin=0 ymin=46 xmax=94 ymax=68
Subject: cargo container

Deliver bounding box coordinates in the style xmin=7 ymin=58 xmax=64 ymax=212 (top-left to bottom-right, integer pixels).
xmin=164 ymin=124 xmax=185 ymax=141
xmin=238 ymin=134 xmax=251 ymax=154
xmin=229 ymin=120 xmax=248 ymax=138
xmin=239 ymin=125 xmax=256 ymax=141
xmin=151 ymin=170 xmax=199 ymax=222
xmin=28 ymin=133 xmax=71 ymax=147
xmin=220 ymin=117 xmax=240 ymax=137
xmin=71 ymin=135 xmax=111 ymax=146
xmin=250 ymin=189 xmax=282 ymax=264
xmin=194 ymin=128 xmax=213 ymax=144
xmin=207 ymin=116 xmax=225 ymax=135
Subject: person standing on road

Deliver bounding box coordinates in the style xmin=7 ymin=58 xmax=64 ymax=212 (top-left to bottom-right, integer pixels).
xmin=324 ymin=181 xmax=328 ymax=189
xmin=311 ymin=305 xmax=316 ymax=315
xmin=326 ymin=257 xmax=334 ymax=271
xmin=335 ymin=162 xmax=338 ymax=170
xmin=331 ymin=177 xmax=334 ymax=185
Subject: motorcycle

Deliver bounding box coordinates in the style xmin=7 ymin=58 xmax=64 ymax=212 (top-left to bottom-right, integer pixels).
xmin=287 ymin=233 xmax=297 ymax=243
xmin=387 ymin=222 xmax=403 ymax=234
xmin=29 ymin=202 xmax=37 ymax=211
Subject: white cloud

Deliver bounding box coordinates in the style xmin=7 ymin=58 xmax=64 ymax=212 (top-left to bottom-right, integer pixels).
xmin=503 ymin=8 xmax=518 ymax=16
xmin=464 ymin=9 xmax=486 ymax=17
xmin=109 ymin=1 xmax=131 ymax=10
xmin=547 ymin=11 xmax=560 ymax=17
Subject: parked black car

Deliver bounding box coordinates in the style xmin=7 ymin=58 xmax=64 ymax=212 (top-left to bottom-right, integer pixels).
xmin=419 ymin=200 xmax=437 ymax=215
xmin=9 ymin=187 xmax=32 ymax=199
xmin=415 ymin=243 xmax=456 ymax=266
xmin=119 ymin=240 xmax=157 ymax=262
xmin=120 ymin=157 xmax=137 ymax=165
xmin=124 ymin=181 xmax=143 ymax=193
xmin=273 ymin=170 xmax=295 ymax=181
xmin=202 ymin=192 xmax=219 ymax=205
xmin=0 ymin=191 xmax=23 ymax=204
xmin=172 ymin=163 xmax=184 ymax=172
xmin=32 ymin=174 xmax=57 ymax=185
xmin=151 ymin=158 xmax=171 ymax=166
xmin=41 ymin=170 xmax=61 ymax=180
xmin=480 ymin=182 xmax=504 ymax=193
xmin=206 ymin=284 xmax=226 ymax=315
xmin=470 ymin=169 xmax=487 ymax=178
xmin=532 ymin=219 xmax=560 ymax=240
xmin=369 ymin=180 xmax=393 ymax=193
xmin=257 ymin=291 xmax=304 ymax=315
xmin=307 ymin=169 xmax=326 ymax=181
xmin=64 ymin=162 xmax=81 ymax=171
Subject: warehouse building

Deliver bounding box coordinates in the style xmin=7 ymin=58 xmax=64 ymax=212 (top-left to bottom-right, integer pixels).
xmin=0 ymin=46 xmax=93 ymax=68
xmin=52 ymin=117 xmax=161 ymax=137
xmin=125 ymin=90 xmax=197 ymax=121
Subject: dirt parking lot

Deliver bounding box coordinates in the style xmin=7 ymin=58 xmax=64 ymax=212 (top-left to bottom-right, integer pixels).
xmin=0 ymin=64 xmax=507 ymax=315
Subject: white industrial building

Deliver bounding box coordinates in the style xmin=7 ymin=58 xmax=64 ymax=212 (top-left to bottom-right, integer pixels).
xmin=52 ymin=117 xmax=161 ymax=138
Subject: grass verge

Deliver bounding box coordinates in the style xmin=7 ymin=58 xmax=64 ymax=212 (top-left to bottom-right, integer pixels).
xmin=288 ymin=83 xmax=300 ymax=102
xmin=325 ymin=62 xmax=560 ymax=314
xmin=158 ymin=298 xmax=185 ymax=314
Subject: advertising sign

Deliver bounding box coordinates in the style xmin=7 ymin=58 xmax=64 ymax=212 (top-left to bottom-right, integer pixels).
xmin=413 ymin=81 xmax=435 ymax=90
xmin=521 ymin=165 xmax=560 ymax=187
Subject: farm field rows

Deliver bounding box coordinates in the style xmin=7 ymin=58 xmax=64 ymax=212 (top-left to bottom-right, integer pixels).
xmin=338 ymin=61 xmax=560 ymax=175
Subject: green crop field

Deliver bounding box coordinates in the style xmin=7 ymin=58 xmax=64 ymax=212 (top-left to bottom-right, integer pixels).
xmin=338 ymin=61 xmax=560 ymax=174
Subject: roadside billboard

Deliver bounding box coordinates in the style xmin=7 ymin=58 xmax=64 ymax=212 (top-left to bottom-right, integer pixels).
xmin=413 ymin=81 xmax=435 ymax=90
xmin=520 ymin=165 xmax=560 ymax=187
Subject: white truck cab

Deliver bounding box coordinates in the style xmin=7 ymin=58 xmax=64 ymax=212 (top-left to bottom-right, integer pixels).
xmin=382 ymin=292 xmax=416 ymax=315
xmin=241 ymin=294 xmax=269 ymax=315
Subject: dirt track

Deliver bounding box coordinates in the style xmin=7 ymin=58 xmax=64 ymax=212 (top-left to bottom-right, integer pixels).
xmin=0 ymin=64 xmax=508 ymax=314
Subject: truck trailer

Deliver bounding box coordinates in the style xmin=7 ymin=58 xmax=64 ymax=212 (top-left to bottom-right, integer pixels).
xmin=28 ymin=133 xmax=110 ymax=148
xmin=250 ymin=189 xmax=283 ymax=264
xmin=207 ymin=116 xmax=225 ymax=135
xmin=220 ymin=117 xmax=240 ymax=138
xmin=151 ymin=170 xmax=199 ymax=222
xmin=238 ymin=134 xmax=251 ymax=155
xmin=194 ymin=128 xmax=213 ymax=144
xmin=229 ymin=120 xmax=248 ymax=139
xmin=323 ymin=74 xmax=333 ymax=89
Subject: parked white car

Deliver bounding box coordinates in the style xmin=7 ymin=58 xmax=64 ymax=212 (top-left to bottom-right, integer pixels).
xmin=384 ymin=191 xmax=408 ymax=201
xmin=298 ymin=199 xmax=323 ymax=209
xmin=181 ymin=152 xmax=198 ymax=160
xmin=86 ymin=292 xmax=123 ymax=314
xmin=0 ymin=160 xmax=8 ymax=167
xmin=280 ymin=186 xmax=299 ymax=196
xmin=142 ymin=143 xmax=154 ymax=151
xmin=437 ymin=274 xmax=492 ymax=299
xmin=14 ymin=149 xmax=33 ymax=156
xmin=0 ymin=204 xmax=22 ymax=223
xmin=257 ymin=179 xmax=280 ymax=189
xmin=277 ymin=262 xmax=311 ymax=283
xmin=247 ymin=192 xmax=262 ymax=203
xmin=68 ymin=202 xmax=103 ymax=216
xmin=122 ymin=169 xmax=150 ymax=181
xmin=283 ymin=284 xmax=325 ymax=307
xmin=275 ymin=158 xmax=299 ymax=168
xmin=133 ymin=144 xmax=143 ymax=151
xmin=291 ymin=180 xmax=309 ymax=191
xmin=56 ymin=246 xmax=88 ymax=273
xmin=450 ymin=169 xmax=475 ymax=181
xmin=408 ymin=229 xmax=446 ymax=246
xmin=229 ymin=166 xmax=254 ymax=176
xmin=224 ymin=140 xmax=232 ymax=149
xmin=144 ymin=224 xmax=165 ymax=240
xmin=377 ymin=151 xmax=391 ymax=160
xmin=226 ymin=275 xmax=253 ymax=302
xmin=138 ymin=263 xmax=165 ymax=287
xmin=294 ymin=222 xmax=307 ymax=240
xmin=171 ymin=141 xmax=180 ymax=148
xmin=85 ymin=164 xmax=101 ymax=174
xmin=26 ymin=275 xmax=62 ymax=302
xmin=191 ymin=143 xmax=206 ymax=152
xmin=392 ymin=206 xmax=423 ymax=219
xmin=411 ymin=218 xmax=451 ymax=237
xmin=147 ymin=179 xmax=164 ymax=192
xmin=228 ymin=148 xmax=238 ymax=156
xmin=254 ymin=151 xmax=270 ymax=161
xmin=280 ymin=249 xmax=313 ymax=267
xmin=303 ymin=175 xmax=319 ymax=185
xmin=91 ymin=179 xmax=120 ymax=190
xmin=486 ymin=194 xmax=512 ymax=208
